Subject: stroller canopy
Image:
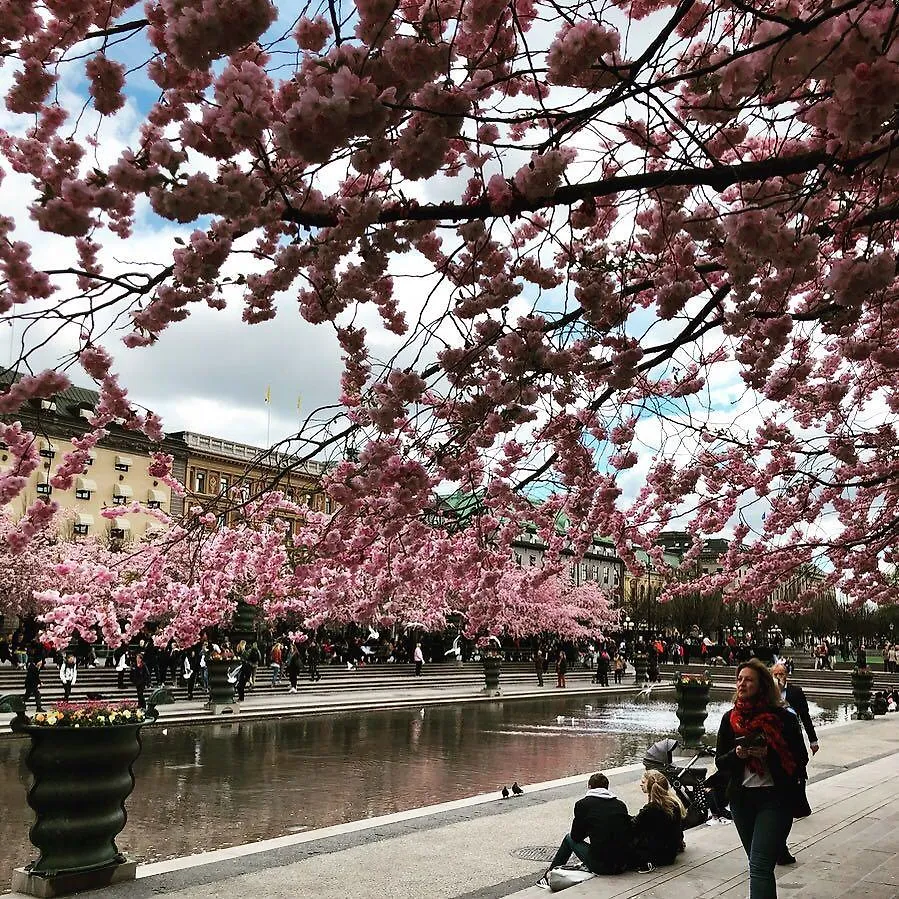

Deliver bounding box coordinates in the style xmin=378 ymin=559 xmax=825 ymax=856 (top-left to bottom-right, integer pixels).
xmin=643 ymin=738 xmax=680 ymax=769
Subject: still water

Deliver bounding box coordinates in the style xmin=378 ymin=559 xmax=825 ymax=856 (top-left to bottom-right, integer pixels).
xmin=0 ymin=693 xmax=850 ymax=876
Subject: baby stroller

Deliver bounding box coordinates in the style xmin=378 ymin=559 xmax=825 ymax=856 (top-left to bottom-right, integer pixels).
xmin=643 ymin=738 xmax=716 ymax=829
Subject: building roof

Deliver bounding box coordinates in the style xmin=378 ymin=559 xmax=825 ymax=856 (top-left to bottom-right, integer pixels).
xmin=168 ymin=430 xmax=328 ymax=477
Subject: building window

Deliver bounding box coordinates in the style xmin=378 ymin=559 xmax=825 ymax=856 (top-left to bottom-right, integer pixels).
xmin=85 ymin=455 xmax=94 ymax=466
xmin=515 ymin=553 xmax=522 ymax=567
xmin=529 ymin=555 xmax=537 ymax=567
xmin=603 ymin=568 xmax=609 ymax=585
xmin=36 ymin=482 xmax=52 ymax=495
xmin=74 ymin=524 xmax=89 ymax=535
xmin=147 ymin=500 xmax=161 ymax=509
xmin=219 ymin=475 xmax=229 ymax=494
xmin=114 ymin=455 xmax=132 ymax=472
xmin=110 ymin=528 xmax=126 ymax=539
xmin=113 ymin=493 xmax=127 ymax=505
xmin=193 ymin=469 xmax=207 ymax=493
xmin=325 ymin=498 xmax=333 ymax=514
xmin=39 ymin=446 xmax=55 ymax=459
xmin=75 ymin=489 xmax=91 ymax=500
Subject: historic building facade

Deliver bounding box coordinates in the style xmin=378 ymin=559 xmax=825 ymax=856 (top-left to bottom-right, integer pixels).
xmin=4 ymin=382 xmax=184 ymax=543
xmin=168 ymin=430 xmax=330 ymax=536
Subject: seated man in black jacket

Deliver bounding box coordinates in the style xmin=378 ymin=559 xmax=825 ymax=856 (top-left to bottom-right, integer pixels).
xmin=538 ymin=773 xmax=633 ymax=889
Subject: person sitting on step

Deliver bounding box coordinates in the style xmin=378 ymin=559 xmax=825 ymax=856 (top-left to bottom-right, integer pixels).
xmin=537 ymin=772 xmax=633 ymax=889
xmin=629 ymin=770 xmax=686 ymax=873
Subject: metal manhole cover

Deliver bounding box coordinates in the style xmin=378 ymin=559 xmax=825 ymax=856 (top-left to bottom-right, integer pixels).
xmin=511 ymin=846 xmax=558 ymax=862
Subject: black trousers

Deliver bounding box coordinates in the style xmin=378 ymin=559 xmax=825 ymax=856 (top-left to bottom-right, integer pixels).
xmin=24 ymin=685 xmax=42 ymax=710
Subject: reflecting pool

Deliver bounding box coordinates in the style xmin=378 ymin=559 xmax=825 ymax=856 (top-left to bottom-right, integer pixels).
xmin=0 ymin=692 xmax=850 ymax=878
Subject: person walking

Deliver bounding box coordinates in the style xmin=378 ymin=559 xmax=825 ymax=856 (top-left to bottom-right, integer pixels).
xmin=534 ymin=647 xmax=545 ymax=687
xmin=555 ymin=650 xmax=567 ymax=688
xmin=235 ymin=641 xmax=252 ymax=701
xmin=59 ymin=654 xmax=78 ymax=702
xmin=286 ymin=642 xmax=302 ymax=693
xmin=199 ymin=641 xmax=209 ymax=693
xmin=130 ymin=653 xmax=151 ymax=710
xmin=771 ymin=663 xmax=817 ymax=863
xmin=270 ymin=641 xmax=283 ymax=687
xmin=594 ymin=648 xmax=610 ymax=686
xmin=307 ymin=639 xmax=321 ymax=682
xmin=23 ymin=651 xmax=44 ymax=712
xmin=714 ymin=659 xmax=807 ymax=899
xmin=183 ymin=646 xmax=199 ymax=701
xmin=115 ymin=646 xmax=129 ymax=689
xmin=245 ymin=641 xmax=261 ymax=690
xmin=413 ymin=642 xmax=424 ymax=676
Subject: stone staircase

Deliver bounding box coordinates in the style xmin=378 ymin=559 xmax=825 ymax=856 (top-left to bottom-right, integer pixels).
xmin=0 ymin=660 xmax=589 ymax=707
xmin=0 ymin=654 xmax=888 ymax=708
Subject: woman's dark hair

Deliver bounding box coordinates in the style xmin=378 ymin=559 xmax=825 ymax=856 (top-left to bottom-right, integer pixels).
xmin=733 ymin=658 xmax=783 ymax=708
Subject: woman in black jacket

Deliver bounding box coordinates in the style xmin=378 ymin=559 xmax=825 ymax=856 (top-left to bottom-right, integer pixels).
xmin=631 ymin=770 xmax=685 ymax=871
xmin=715 ymin=659 xmax=808 ymax=899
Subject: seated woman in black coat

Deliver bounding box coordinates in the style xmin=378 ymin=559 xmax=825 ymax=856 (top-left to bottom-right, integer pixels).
xmin=631 ymin=770 xmax=686 ymax=871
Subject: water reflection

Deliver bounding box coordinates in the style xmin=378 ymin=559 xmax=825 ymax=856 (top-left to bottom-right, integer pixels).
xmin=0 ymin=693 xmax=851 ymax=876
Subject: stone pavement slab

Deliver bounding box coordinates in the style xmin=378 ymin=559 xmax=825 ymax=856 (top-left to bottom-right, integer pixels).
xmin=506 ymin=719 xmax=899 ymax=899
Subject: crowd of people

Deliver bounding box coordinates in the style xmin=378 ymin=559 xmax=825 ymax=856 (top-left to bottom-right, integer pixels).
xmin=6 ymin=623 xmax=899 ymax=721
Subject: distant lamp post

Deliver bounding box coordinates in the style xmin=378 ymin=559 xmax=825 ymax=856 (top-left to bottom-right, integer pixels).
xmin=623 ymin=615 xmax=633 ymax=633
xmin=734 ymin=621 xmax=744 ymax=642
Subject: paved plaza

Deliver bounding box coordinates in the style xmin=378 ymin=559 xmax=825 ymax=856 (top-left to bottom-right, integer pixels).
xmin=5 ymin=700 xmax=896 ymax=899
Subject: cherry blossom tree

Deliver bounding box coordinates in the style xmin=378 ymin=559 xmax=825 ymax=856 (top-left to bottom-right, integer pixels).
xmin=1 ymin=0 xmax=898 ymax=630
xmin=35 ymin=492 xmax=296 ymax=648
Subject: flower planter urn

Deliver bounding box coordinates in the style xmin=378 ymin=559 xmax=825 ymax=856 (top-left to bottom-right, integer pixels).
xmin=633 ymin=652 xmax=649 ymax=684
xmin=851 ymin=669 xmax=875 ymax=720
xmin=675 ymin=681 xmax=711 ymax=747
xmin=205 ymin=659 xmax=237 ymax=713
xmin=10 ymin=716 xmax=145 ymax=896
xmin=483 ymin=656 xmax=502 ymax=696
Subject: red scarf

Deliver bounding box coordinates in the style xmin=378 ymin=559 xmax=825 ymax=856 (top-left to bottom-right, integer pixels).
xmin=729 ymin=699 xmax=796 ymax=777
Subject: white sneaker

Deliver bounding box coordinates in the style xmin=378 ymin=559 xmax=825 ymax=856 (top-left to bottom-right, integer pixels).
xmin=535 ymin=874 xmax=551 ymax=890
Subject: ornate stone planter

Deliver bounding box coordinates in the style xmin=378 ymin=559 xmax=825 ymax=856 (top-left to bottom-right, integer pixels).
xmin=633 ymin=652 xmax=648 ymax=684
xmin=851 ymin=669 xmax=875 ymax=720
xmin=205 ymin=659 xmax=237 ymax=712
xmin=675 ymin=679 xmax=711 ymax=747
xmin=10 ymin=717 xmax=145 ymax=895
xmin=483 ymin=656 xmax=502 ymax=696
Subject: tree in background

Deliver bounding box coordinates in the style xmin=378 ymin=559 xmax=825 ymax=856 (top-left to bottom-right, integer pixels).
xmin=0 ymin=0 xmax=898 ymax=627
